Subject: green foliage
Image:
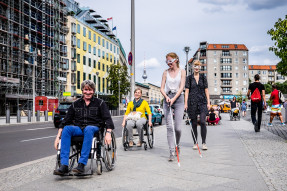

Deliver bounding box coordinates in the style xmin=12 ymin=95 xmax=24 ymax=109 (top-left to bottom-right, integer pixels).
xmin=275 ymin=81 xmax=287 ymax=94
xmin=236 ymin=91 xmax=247 ymax=103
xmin=107 ymin=64 xmax=130 ymax=108
xmin=264 ymin=83 xmax=272 ymax=94
xmin=267 ymin=15 xmax=287 ymax=75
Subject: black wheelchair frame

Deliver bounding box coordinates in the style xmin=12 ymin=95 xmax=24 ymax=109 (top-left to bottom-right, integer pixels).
xmin=122 ymin=121 xmax=154 ymax=151
xmin=54 ymin=127 xmax=116 ymax=176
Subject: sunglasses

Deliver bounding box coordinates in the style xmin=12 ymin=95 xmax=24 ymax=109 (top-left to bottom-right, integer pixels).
xmin=193 ymin=65 xmax=201 ymax=69
xmin=166 ymin=58 xmax=177 ymax=64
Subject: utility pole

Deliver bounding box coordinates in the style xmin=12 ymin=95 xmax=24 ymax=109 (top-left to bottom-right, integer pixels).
xmin=130 ymin=0 xmax=135 ymax=101
xmin=184 ymin=46 xmax=190 ymax=76
xmin=118 ymin=80 xmax=120 ymax=115
xmin=32 ymin=51 xmax=36 ymax=122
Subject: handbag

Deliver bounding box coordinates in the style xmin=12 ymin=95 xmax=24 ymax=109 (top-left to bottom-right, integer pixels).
xmin=126 ymin=111 xmax=142 ymax=121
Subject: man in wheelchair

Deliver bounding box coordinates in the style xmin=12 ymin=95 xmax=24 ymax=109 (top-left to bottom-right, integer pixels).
xmin=53 ymin=80 xmax=114 ymax=175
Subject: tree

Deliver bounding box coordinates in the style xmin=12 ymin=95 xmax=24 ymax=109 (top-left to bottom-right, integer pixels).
xmin=264 ymin=83 xmax=272 ymax=94
xmin=107 ymin=64 xmax=130 ymax=108
xmin=236 ymin=91 xmax=247 ymax=103
xmin=267 ymin=15 xmax=287 ymax=75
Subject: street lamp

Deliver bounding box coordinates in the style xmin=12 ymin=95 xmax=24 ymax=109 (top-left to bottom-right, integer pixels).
xmin=32 ymin=51 xmax=37 ymax=122
xmin=118 ymin=80 xmax=120 ymax=115
xmin=184 ymin=46 xmax=190 ymax=75
xmin=96 ymin=72 xmax=99 ymax=98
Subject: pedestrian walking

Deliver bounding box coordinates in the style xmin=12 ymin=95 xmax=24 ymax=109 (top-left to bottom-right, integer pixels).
xmin=160 ymin=52 xmax=186 ymax=162
xmin=241 ymin=101 xmax=247 ymax=117
xmin=184 ymin=60 xmax=210 ymax=150
xmin=267 ymin=84 xmax=285 ymax=126
xmin=247 ymin=74 xmax=266 ymax=132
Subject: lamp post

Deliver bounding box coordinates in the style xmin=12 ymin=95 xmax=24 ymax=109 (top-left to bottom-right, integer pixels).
xmin=118 ymin=80 xmax=120 ymax=115
xmin=130 ymin=0 xmax=135 ymax=101
xmin=32 ymin=51 xmax=36 ymax=122
xmin=184 ymin=46 xmax=190 ymax=76
xmin=96 ymin=72 xmax=99 ymax=98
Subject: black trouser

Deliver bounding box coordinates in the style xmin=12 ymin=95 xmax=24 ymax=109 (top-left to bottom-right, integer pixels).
xmin=251 ymin=101 xmax=263 ymax=129
xmin=191 ymin=112 xmax=207 ymax=144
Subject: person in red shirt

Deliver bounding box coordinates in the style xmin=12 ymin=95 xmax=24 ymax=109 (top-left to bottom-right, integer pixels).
xmin=268 ymin=84 xmax=285 ymax=126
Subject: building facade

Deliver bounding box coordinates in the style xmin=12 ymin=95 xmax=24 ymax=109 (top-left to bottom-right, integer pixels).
xmin=249 ymin=65 xmax=286 ymax=84
xmin=0 ymin=0 xmax=68 ymax=115
xmin=144 ymin=83 xmax=163 ymax=105
xmin=189 ymin=41 xmax=249 ymax=101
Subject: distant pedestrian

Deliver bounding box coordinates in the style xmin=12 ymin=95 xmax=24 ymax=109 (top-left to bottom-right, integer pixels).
xmin=284 ymin=101 xmax=287 ymax=123
xmin=247 ymin=74 xmax=266 ymax=132
xmin=268 ymin=84 xmax=285 ymax=126
xmin=241 ymin=100 xmax=247 ymax=117
xmin=230 ymin=97 xmax=237 ymax=109
xmin=160 ymin=52 xmax=186 ymax=162
xmin=185 ymin=60 xmax=210 ymax=150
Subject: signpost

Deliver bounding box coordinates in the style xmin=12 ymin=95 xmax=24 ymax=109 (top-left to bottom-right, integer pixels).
xmin=128 ymin=52 xmax=133 ymax=66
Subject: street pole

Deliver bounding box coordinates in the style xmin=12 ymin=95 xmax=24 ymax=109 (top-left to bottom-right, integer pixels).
xmin=184 ymin=46 xmax=190 ymax=76
xmin=32 ymin=51 xmax=36 ymax=122
xmin=130 ymin=0 xmax=135 ymax=101
xmin=118 ymin=80 xmax=120 ymax=115
xmin=96 ymin=72 xmax=99 ymax=98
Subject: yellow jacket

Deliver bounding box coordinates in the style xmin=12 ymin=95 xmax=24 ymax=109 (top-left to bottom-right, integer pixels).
xmin=125 ymin=100 xmax=152 ymax=119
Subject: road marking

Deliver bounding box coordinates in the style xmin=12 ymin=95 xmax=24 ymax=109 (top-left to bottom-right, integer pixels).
xmin=20 ymin=135 xmax=55 ymax=142
xmin=26 ymin=127 xmax=54 ymax=131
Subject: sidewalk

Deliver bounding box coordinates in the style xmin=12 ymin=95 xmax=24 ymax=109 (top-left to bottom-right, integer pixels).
xmin=0 ymin=114 xmax=286 ymax=191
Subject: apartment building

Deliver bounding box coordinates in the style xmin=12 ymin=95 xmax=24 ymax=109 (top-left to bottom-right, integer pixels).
xmin=249 ymin=65 xmax=286 ymax=84
xmin=0 ymin=0 xmax=68 ymax=115
xmin=65 ymin=0 xmax=120 ymax=98
xmin=189 ymin=41 xmax=249 ymax=101
xmin=144 ymin=83 xmax=163 ymax=105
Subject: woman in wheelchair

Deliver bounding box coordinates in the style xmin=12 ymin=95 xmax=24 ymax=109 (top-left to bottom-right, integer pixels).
xmin=122 ymin=88 xmax=152 ymax=147
xmin=53 ymin=80 xmax=114 ymax=176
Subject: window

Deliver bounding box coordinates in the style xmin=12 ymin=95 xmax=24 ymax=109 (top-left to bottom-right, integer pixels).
xmin=93 ymin=47 xmax=96 ymax=55
xmin=93 ymin=75 xmax=96 ymax=84
xmin=83 ymin=72 xmax=86 ymax=80
xmin=110 ymin=55 xmax=112 ymax=62
xmin=110 ymin=43 xmax=112 ymax=51
xmin=93 ymin=60 xmax=96 ymax=68
xmin=214 ymin=51 xmax=216 ymax=55
xmin=77 ymin=39 xmax=80 ymax=48
xmin=235 ymin=58 xmax=238 ymax=63
xmin=236 ymin=73 xmax=239 ymax=78
xmin=103 ymin=78 xmax=105 ymax=93
xmin=77 ymin=54 xmax=80 ymax=63
xmin=220 ymin=65 xmax=232 ymax=71
xmin=114 ymin=45 xmax=116 ymax=53
xmin=220 ymin=58 xmax=232 ymax=63
xmin=98 ymin=77 xmax=101 ymax=92
xmin=243 ymin=66 xmax=247 ymax=70
xmin=88 ymin=44 xmax=91 ymax=53
xmin=93 ymin=34 xmax=96 ymax=42
xmin=71 ymin=48 xmax=76 ymax=59
xmin=243 ymin=51 xmax=247 ymax=56
xmin=236 ymin=88 xmax=239 ymax=92
xmin=244 ymin=73 xmax=247 ymax=78
xmin=98 ymin=62 xmax=100 ymax=70
xmin=222 ymin=50 xmax=231 ymax=56
xmin=106 ymin=65 xmax=109 ymax=72
xmin=88 ymin=31 xmax=91 ymax=40
xmin=258 ymin=71 xmax=261 ymax=74
xmin=251 ymin=71 xmax=253 ymax=74
xmin=243 ymin=80 xmax=247 ymax=85
xmin=77 ymin=71 xmax=81 ymax=89
xmin=102 ymin=39 xmax=105 ymax=47
xmin=222 ymin=45 xmax=229 ymax=48
xmin=106 ymin=53 xmax=109 ymax=61
xmin=221 ymin=73 xmax=232 ymax=78
xmin=77 ymin=24 xmax=80 ymax=34
xmin=83 ymin=56 xmax=86 ymax=65
xmin=89 ymin=74 xmax=91 ymax=80
xmin=98 ymin=49 xmax=101 ymax=57
xmin=102 ymin=63 xmax=105 ymax=71
xmin=222 ymin=87 xmax=231 ymax=93
xmin=222 ymin=80 xmax=231 ymax=85
xmin=236 ymin=80 xmax=238 ymax=85
xmin=88 ymin=58 xmax=91 ymax=67
xmin=106 ymin=41 xmax=108 ymax=49
xmin=83 ymin=42 xmax=87 ymax=51
xmin=214 ymin=80 xmax=217 ymax=84
xmin=214 ymin=59 xmax=217 ymax=63
xmin=243 ymin=58 xmax=247 ymax=64
xmin=214 ymin=73 xmax=217 ymax=77
xmin=117 ymin=47 xmax=119 ymax=55
xmin=83 ymin=27 xmax=86 ymax=37
xmin=214 ymin=88 xmax=217 ymax=92
xmin=102 ymin=51 xmax=105 ymax=59
xmin=98 ymin=36 xmax=101 ymax=45
xmin=235 ymin=51 xmax=238 ymax=56
xmin=235 ymin=66 xmax=238 ymax=70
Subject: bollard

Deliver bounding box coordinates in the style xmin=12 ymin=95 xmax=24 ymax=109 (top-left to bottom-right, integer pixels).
xmin=44 ymin=110 xmax=48 ymax=121
xmin=28 ymin=110 xmax=31 ymax=122
xmin=36 ymin=110 xmax=40 ymax=121
xmin=6 ymin=109 xmax=10 ymax=124
xmin=52 ymin=110 xmax=55 ymax=121
xmin=17 ymin=110 xmax=21 ymax=123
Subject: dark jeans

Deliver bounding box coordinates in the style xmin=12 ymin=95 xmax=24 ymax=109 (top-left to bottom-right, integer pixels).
xmin=251 ymin=101 xmax=263 ymax=129
xmin=191 ymin=112 xmax=207 ymax=144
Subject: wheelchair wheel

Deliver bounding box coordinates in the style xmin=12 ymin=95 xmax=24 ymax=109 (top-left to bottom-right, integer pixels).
xmin=56 ymin=144 xmax=79 ymax=172
xmin=96 ymin=159 xmax=102 ymax=175
xmin=122 ymin=127 xmax=129 ymax=151
xmin=146 ymin=125 xmax=154 ymax=148
xmin=103 ymin=131 xmax=116 ymax=171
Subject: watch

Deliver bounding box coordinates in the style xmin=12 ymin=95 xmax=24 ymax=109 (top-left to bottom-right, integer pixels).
xmin=106 ymin=131 xmax=112 ymax=134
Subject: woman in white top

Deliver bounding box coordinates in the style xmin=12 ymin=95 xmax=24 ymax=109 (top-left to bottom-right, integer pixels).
xmin=160 ymin=52 xmax=186 ymax=161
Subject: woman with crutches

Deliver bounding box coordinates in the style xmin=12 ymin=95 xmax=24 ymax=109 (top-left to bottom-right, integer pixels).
xmin=160 ymin=52 xmax=186 ymax=162
xmin=185 ymin=60 xmax=210 ymax=150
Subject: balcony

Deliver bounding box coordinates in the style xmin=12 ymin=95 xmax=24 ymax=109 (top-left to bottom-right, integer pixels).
xmin=221 ymin=91 xmax=232 ymax=95
xmin=220 ymin=82 xmax=232 ymax=87
xmin=220 ymin=53 xmax=232 ymax=57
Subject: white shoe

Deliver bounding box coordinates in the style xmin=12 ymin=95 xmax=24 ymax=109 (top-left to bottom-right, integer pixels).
xmin=202 ymin=144 xmax=208 ymax=150
xmin=192 ymin=144 xmax=197 ymax=150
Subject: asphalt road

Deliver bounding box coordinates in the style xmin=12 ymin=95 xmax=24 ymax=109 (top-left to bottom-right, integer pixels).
xmin=0 ymin=116 xmax=165 ymax=170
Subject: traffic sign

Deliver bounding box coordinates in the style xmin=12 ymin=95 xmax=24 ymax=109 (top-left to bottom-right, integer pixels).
xmin=128 ymin=52 xmax=133 ymax=65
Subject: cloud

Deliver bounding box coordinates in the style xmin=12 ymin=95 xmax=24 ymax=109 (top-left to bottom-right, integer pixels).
xmin=137 ymin=58 xmax=161 ymax=69
xmin=250 ymin=58 xmax=280 ymax=65
xmin=203 ymin=6 xmax=223 ymax=13
xmin=199 ymin=0 xmax=237 ymax=5
xmin=245 ymin=0 xmax=287 ymax=10
xmin=249 ymin=45 xmax=270 ymax=53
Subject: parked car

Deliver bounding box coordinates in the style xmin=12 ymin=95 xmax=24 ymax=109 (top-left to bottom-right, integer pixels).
xmin=146 ymin=105 xmax=163 ymax=126
xmin=54 ymin=102 xmax=73 ymax=128
xmin=150 ymin=104 xmax=164 ymax=117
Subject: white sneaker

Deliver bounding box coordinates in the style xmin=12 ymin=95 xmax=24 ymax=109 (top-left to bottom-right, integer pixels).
xmin=202 ymin=144 xmax=208 ymax=150
xmin=192 ymin=144 xmax=197 ymax=150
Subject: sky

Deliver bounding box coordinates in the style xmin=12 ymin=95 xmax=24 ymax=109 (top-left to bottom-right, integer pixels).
xmin=76 ymin=0 xmax=287 ymax=87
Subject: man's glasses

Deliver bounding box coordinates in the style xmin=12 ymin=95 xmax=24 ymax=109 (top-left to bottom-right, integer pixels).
xmin=166 ymin=58 xmax=177 ymax=64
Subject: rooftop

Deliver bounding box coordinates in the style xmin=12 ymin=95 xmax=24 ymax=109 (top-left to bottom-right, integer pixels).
xmin=249 ymin=65 xmax=276 ymax=70
xmin=207 ymin=44 xmax=248 ymax=51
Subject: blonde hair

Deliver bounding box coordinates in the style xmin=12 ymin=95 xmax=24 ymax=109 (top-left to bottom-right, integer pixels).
xmin=193 ymin=60 xmax=201 ymax=66
xmin=134 ymin=88 xmax=142 ymax=94
xmin=166 ymin=52 xmax=180 ymax=68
